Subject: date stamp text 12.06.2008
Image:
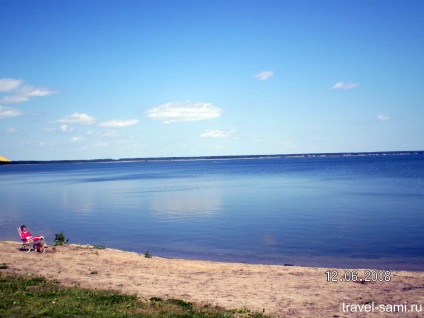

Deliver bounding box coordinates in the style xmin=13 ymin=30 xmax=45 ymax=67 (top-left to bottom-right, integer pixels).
xmin=325 ymin=270 xmax=391 ymax=283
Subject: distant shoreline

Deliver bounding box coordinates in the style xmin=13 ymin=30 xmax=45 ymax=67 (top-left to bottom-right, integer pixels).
xmin=4 ymin=150 xmax=424 ymax=165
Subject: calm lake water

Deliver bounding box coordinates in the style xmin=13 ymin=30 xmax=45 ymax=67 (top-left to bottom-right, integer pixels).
xmin=1 ymin=154 xmax=423 ymax=270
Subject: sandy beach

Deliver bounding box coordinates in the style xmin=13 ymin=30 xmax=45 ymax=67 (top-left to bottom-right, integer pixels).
xmin=1 ymin=241 xmax=423 ymax=317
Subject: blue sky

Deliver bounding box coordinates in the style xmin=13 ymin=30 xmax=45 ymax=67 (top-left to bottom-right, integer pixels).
xmin=1 ymin=0 xmax=423 ymax=160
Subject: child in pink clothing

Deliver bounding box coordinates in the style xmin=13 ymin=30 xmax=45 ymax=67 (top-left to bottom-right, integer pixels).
xmin=19 ymin=225 xmax=47 ymax=246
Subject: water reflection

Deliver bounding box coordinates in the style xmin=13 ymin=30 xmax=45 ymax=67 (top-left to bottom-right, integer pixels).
xmin=150 ymin=188 xmax=222 ymax=218
xmin=59 ymin=183 xmax=98 ymax=214
xmin=262 ymin=233 xmax=278 ymax=246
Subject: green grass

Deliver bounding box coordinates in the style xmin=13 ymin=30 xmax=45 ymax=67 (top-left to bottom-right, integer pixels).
xmin=0 ymin=272 xmax=269 ymax=317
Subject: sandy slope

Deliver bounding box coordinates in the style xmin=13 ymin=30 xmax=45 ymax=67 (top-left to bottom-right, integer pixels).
xmin=1 ymin=241 xmax=423 ymax=317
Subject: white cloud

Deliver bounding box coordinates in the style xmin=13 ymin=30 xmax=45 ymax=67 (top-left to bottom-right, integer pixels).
xmin=98 ymin=119 xmax=139 ymax=128
xmin=59 ymin=124 xmax=74 ymax=132
xmin=101 ymin=130 xmax=120 ymax=137
xmin=200 ymin=129 xmax=236 ymax=138
xmin=23 ymin=87 xmax=55 ymax=97
xmin=0 ymin=78 xmax=24 ymax=92
xmin=146 ymin=101 xmax=222 ymax=124
xmin=1 ymin=95 xmax=30 ymax=103
xmin=0 ymin=78 xmax=57 ymax=103
xmin=71 ymin=136 xmax=83 ymax=142
xmin=57 ymin=112 xmax=96 ymax=125
xmin=331 ymin=81 xmax=359 ymax=90
xmin=377 ymin=114 xmax=391 ymax=121
xmin=255 ymin=71 xmax=274 ymax=81
xmin=0 ymin=105 xmax=24 ymax=118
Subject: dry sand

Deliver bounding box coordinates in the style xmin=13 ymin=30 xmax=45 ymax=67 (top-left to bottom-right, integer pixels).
xmin=1 ymin=241 xmax=423 ymax=317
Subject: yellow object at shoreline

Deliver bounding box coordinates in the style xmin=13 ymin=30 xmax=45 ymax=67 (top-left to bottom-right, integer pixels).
xmin=0 ymin=155 xmax=11 ymax=162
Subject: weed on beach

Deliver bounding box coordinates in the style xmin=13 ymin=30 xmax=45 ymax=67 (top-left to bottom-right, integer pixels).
xmin=0 ymin=272 xmax=270 ymax=317
xmin=53 ymin=232 xmax=69 ymax=246
xmin=93 ymin=245 xmax=107 ymax=250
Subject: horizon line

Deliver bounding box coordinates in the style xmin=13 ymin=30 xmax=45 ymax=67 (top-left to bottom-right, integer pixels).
xmin=4 ymin=150 xmax=423 ymax=164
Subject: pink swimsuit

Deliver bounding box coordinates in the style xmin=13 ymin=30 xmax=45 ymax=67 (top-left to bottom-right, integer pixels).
xmin=20 ymin=230 xmax=42 ymax=241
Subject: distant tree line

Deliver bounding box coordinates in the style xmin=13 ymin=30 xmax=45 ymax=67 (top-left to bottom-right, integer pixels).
xmin=5 ymin=151 xmax=423 ymax=165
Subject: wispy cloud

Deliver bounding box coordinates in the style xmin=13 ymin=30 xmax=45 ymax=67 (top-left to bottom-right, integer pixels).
xmin=255 ymin=71 xmax=274 ymax=81
xmin=200 ymin=129 xmax=236 ymax=138
xmin=5 ymin=128 xmax=19 ymax=134
xmin=71 ymin=136 xmax=84 ymax=142
xmin=0 ymin=78 xmax=57 ymax=103
xmin=0 ymin=105 xmax=24 ymax=118
xmin=100 ymin=130 xmax=120 ymax=137
xmin=98 ymin=119 xmax=139 ymax=128
xmin=146 ymin=101 xmax=222 ymax=124
xmin=56 ymin=112 xmax=96 ymax=125
xmin=59 ymin=124 xmax=73 ymax=132
xmin=0 ymin=78 xmax=24 ymax=92
xmin=377 ymin=114 xmax=391 ymax=121
xmin=331 ymin=81 xmax=359 ymax=90
xmin=24 ymin=87 xmax=55 ymax=97
xmin=2 ymin=95 xmax=30 ymax=103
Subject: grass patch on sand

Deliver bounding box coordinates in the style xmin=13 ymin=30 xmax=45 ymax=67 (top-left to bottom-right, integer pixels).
xmin=0 ymin=272 xmax=269 ymax=317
